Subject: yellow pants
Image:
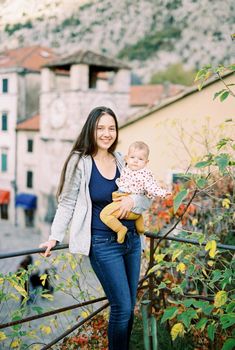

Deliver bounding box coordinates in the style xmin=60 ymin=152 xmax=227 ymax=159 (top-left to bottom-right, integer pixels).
xmin=100 ymin=191 xmax=145 ymax=244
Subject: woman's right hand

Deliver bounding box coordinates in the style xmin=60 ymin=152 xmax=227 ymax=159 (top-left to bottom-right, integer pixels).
xmin=39 ymin=240 xmax=57 ymax=257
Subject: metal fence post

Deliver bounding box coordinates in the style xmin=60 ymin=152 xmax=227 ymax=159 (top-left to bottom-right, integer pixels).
xmin=141 ymin=300 xmax=151 ymax=350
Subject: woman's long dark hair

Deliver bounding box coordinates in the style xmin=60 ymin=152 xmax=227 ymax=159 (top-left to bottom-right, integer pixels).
xmin=56 ymin=106 xmax=119 ymax=199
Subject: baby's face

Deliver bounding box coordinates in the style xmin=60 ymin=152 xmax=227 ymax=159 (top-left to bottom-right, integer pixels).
xmin=125 ymin=148 xmax=148 ymax=171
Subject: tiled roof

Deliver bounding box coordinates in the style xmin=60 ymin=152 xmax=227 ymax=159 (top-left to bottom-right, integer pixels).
xmin=0 ymin=46 xmax=58 ymax=71
xmin=16 ymin=114 xmax=40 ymax=131
xmin=121 ymin=71 xmax=233 ymax=129
xmin=44 ymin=49 xmax=130 ymax=69
xmin=130 ymin=84 xmax=184 ymax=106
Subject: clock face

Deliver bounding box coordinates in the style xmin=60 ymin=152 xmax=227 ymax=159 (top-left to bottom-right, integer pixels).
xmin=50 ymin=98 xmax=66 ymax=129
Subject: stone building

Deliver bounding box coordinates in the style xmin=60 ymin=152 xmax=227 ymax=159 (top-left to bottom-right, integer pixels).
xmin=38 ymin=50 xmax=131 ymax=236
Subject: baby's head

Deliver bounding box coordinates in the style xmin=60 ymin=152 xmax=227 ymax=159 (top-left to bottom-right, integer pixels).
xmin=125 ymin=141 xmax=149 ymax=171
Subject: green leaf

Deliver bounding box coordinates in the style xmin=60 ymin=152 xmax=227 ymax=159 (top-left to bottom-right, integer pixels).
xmin=194 ymin=69 xmax=206 ymax=82
xmin=196 ymin=177 xmax=207 ymax=188
xmin=195 ymin=317 xmax=208 ymax=331
xmin=158 ymin=282 xmax=167 ymax=289
xmin=216 ymin=138 xmax=233 ymax=150
xmin=207 ymin=323 xmax=216 ymax=341
xmin=177 ymin=308 xmax=198 ymax=328
xmin=161 ymin=307 xmax=178 ymax=323
xmin=213 ymin=89 xmax=226 ymax=100
xmin=194 ymin=300 xmax=214 ymax=315
xmin=188 ymin=264 xmax=195 ymax=275
xmin=12 ymin=315 xmax=22 ymax=331
xmin=182 ymin=299 xmax=195 ymax=307
xmin=214 ymin=154 xmax=230 ymax=173
xmin=220 ymin=90 xmax=230 ymax=101
xmin=211 ymin=270 xmax=222 ymax=283
xmin=220 ymin=314 xmax=235 ymax=329
xmin=195 ymin=160 xmax=212 ymax=168
xmin=221 ymin=338 xmax=235 ymax=350
xmin=220 ymin=269 xmax=233 ymax=289
xmin=226 ymin=301 xmax=235 ymax=313
xmin=32 ymin=306 xmax=43 ymax=314
xmin=173 ymin=189 xmax=188 ymax=213
xmin=228 ymin=64 xmax=235 ymax=70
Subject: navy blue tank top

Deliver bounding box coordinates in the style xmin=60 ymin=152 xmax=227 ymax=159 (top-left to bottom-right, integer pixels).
xmin=89 ymin=158 xmax=135 ymax=232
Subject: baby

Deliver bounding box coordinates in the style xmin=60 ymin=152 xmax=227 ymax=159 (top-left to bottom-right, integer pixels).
xmin=100 ymin=141 xmax=171 ymax=243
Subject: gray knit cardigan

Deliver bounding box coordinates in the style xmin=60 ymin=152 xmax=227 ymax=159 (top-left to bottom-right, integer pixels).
xmin=49 ymin=151 xmax=151 ymax=255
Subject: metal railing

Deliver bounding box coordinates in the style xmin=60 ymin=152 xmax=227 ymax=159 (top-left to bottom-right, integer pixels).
xmin=0 ymin=232 xmax=234 ymax=349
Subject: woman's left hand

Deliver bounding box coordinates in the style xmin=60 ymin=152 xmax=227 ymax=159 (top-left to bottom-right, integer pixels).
xmin=112 ymin=195 xmax=134 ymax=219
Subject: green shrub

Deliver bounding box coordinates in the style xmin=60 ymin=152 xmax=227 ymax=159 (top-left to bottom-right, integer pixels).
xmin=150 ymin=63 xmax=196 ymax=86
xmin=4 ymin=20 xmax=33 ymax=36
xmin=118 ymin=28 xmax=181 ymax=61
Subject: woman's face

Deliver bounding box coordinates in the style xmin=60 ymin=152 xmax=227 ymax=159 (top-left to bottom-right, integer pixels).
xmin=95 ymin=113 xmax=117 ymax=151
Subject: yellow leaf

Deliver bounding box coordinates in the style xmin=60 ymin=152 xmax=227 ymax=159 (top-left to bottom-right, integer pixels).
xmin=34 ymin=260 xmax=41 ymax=267
xmin=0 ymin=278 xmax=4 ymax=284
xmin=32 ymin=346 xmax=41 ymax=350
xmin=81 ymin=311 xmax=90 ymax=319
xmin=40 ymin=325 xmax=52 ymax=335
xmin=154 ymin=254 xmax=165 ymax=263
xmin=50 ymin=318 xmax=59 ymax=328
xmin=192 ymin=218 xmax=198 ymax=226
xmin=172 ymin=250 xmax=183 ymax=262
xmin=222 ymin=198 xmax=230 ymax=209
xmin=205 ymin=71 xmax=212 ymax=80
xmin=176 ymin=263 xmax=186 ymax=273
xmin=9 ymin=293 xmax=20 ymax=301
xmin=66 ymin=277 xmax=73 ymax=288
xmin=27 ymin=330 xmax=38 ymax=339
xmin=68 ymin=255 xmax=77 ymax=270
xmin=40 ymin=274 xmax=48 ymax=287
xmin=61 ymin=263 xmax=67 ymax=272
xmin=41 ymin=294 xmax=54 ymax=301
xmin=214 ymin=291 xmax=228 ymax=308
xmin=9 ymin=281 xmax=27 ymax=298
xmin=202 ymin=268 xmax=208 ymax=277
xmin=171 ymin=323 xmax=185 ymax=341
xmin=205 ymin=240 xmax=217 ymax=258
xmin=11 ymin=339 xmax=21 ymax=348
xmin=0 ymin=331 xmax=7 ymax=341
xmin=207 ymin=260 xmax=214 ymax=267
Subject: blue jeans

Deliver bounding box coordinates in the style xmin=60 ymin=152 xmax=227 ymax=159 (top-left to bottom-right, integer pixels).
xmin=89 ymin=229 xmax=141 ymax=350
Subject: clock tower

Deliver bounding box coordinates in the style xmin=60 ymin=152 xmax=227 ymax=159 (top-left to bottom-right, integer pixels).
xmin=38 ymin=50 xmax=131 ymax=237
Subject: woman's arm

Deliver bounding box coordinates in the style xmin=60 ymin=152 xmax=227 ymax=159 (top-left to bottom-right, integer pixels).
xmin=49 ymin=154 xmax=82 ymax=241
xmin=40 ymin=154 xmax=82 ymax=255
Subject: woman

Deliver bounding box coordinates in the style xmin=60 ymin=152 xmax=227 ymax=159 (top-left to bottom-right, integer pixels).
xmin=39 ymin=106 xmax=151 ymax=350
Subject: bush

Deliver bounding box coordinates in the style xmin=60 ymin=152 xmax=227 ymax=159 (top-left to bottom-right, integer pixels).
xmin=4 ymin=20 xmax=33 ymax=36
xmin=150 ymin=63 xmax=196 ymax=86
xmin=118 ymin=28 xmax=181 ymax=61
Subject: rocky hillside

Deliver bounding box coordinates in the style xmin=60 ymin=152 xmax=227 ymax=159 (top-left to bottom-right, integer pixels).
xmin=0 ymin=0 xmax=234 ymax=82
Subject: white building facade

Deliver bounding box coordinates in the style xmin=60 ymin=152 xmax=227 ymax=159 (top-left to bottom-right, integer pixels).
xmin=15 ymin=115 xmax=40 ymax=228
xmin=0 ymin=46 xmax=57 ymax=225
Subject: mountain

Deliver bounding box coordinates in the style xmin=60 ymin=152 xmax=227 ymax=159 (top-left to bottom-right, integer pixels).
xmin=0 ymin=0 xmax=234 ymax=82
